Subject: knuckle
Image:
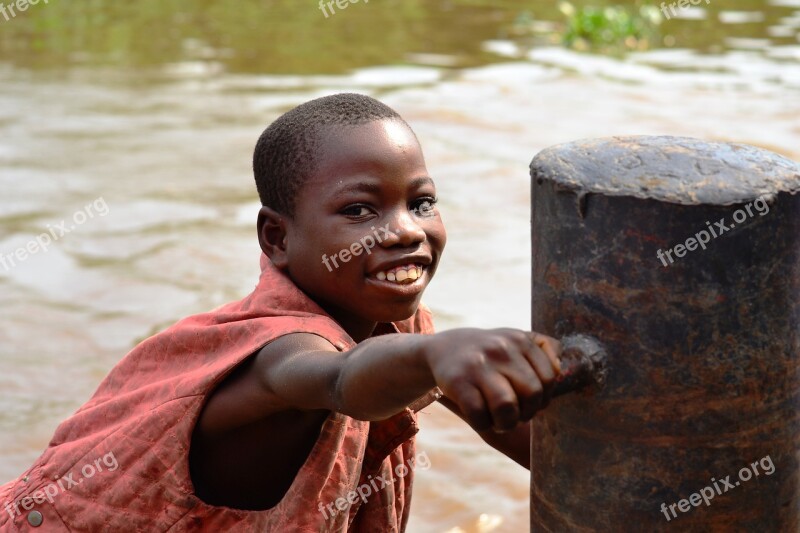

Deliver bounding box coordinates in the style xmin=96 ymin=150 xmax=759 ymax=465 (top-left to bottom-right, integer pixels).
xmin=533 ymin=358 xmax=556 ymax=382
xmin=547 ymin=340 xmax=563 ymax=359
xmin=487 ymin=336 xmax=510 ymax=351
xmin=441 ymin=375 xmax=476 ymax=397
xmin=524 ymin=379 xmax=544 ymax=398
xmin=538 ymin=371 xmax=557 ymax=387
xmin=510 ymin=330 xmax=531 ymax=345
xmin=537 ymin=333 xmax=562 ymax=352
xmin=484 ymin=339 xmax=514 ymax=363
xmin=461 ymin=352 xmax=487 ymax=374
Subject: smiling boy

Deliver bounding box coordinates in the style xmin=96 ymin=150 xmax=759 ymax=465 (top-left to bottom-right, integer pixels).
xmin=0 ymin=93 xmax=561 ymax=532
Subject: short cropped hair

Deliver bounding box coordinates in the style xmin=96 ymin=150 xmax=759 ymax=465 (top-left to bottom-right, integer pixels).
xmin=253 ymin=93 xmax=406 ymax=217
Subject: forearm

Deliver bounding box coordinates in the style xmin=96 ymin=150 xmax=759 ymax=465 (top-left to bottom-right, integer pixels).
xmin=334 ymin=333 xmax=437 ymax=420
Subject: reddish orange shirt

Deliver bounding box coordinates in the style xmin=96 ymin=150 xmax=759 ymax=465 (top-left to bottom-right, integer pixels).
xmin=0 ymin=255 xmax=437 ymax=532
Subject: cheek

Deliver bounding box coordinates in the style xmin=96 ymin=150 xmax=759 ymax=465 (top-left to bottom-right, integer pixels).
xmin=303 ymin=232 xmax=369 ymax=275
xmin=284 ymin=228 xmax=328 ymax=276
xmin=438 ymin=226 xmax=448 ymax=248
xmin=427 ymin=222 xmax=447 ymax=251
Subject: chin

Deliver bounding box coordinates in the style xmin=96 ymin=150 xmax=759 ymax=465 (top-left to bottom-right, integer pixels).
xmin=365 ymin=301 xmax=420 ymax=324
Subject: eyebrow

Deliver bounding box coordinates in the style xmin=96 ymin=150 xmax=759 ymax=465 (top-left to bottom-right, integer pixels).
xmin=332 ymin=182 xmax=383 ymax=196
xmin=331 ymin=176 xmax=435 ymax=197
xmin=409 ymin=176 xmax=435 ymax=189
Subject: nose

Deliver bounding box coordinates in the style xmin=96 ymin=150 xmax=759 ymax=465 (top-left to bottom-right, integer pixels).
xmin=381 ymin=208 xmax=426 ymax=248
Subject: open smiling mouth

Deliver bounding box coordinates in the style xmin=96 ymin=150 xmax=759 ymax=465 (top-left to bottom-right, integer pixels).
xmin=371 ymin=264 xmax=424 ymax=285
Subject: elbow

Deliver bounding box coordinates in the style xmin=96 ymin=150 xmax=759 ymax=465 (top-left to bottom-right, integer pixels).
xmin=330 ymin=365 xmax=347 ymax=415
xmin=330 ymin=364 xmax=400 ymax=421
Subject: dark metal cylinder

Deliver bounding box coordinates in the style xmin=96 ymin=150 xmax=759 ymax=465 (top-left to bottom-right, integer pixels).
xmin=529 ymin=136 xmax=800 ymax=532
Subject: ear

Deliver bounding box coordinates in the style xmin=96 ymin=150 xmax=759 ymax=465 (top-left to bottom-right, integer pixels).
xmin=257 ymin=206 xmax=290 ymax=270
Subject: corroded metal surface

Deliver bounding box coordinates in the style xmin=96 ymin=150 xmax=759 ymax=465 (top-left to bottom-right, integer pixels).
xmin=553 ymin=334 xmax=608 ymax=398
xmin=532 ymin=135 xmax=800 ymax=206
xmin=530 ymin=136 xmax=800 ymax=532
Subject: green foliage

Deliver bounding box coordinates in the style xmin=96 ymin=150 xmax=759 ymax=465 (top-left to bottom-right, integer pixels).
xmin=558 ymin=2 xmax=663 ymax=52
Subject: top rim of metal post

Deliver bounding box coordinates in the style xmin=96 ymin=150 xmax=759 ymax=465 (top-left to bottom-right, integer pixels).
xmin=530 ymin=135 xmax=800 ymax=206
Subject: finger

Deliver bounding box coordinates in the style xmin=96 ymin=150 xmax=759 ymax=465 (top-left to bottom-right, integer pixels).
xmin=450 ymin=383 xmax=493 ymax=433
xmin=503 ymin=367 xmax=543 ymax=421
xmin=523 ymin=342 xmax=557 ymax=386
xmin=521 ymin=343 xmax=558 ymax=407
xmin=493 ymin=346 xmax=544 ymax=421
xmin=495 ymin=331 xmax=551 ymax=418
xmin=476 ymin=373 xmax=521 ymax=432
xmin=530 ymin=332 xmax=562 ymax=373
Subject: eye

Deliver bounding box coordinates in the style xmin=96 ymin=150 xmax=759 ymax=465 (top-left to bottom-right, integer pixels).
xmin=411 ymin=197 xmax=438 ymax=217
xmin=340 ymin=204 xmax=374 ymax=218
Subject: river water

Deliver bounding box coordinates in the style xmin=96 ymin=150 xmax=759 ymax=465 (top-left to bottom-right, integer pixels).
xmin=1 ymin=2 xmax=799 ymax=531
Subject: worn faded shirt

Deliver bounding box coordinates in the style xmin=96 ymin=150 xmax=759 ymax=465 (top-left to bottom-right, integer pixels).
xmin=0 ymin=255 xmax=438 ymax=532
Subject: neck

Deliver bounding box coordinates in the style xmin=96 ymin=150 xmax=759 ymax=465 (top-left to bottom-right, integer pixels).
xmin=321 ymin=305 xmax=378 ymax=343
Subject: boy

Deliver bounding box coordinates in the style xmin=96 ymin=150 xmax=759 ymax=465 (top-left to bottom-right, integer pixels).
xmin=0 ymin=93 xmax=561 ymax=532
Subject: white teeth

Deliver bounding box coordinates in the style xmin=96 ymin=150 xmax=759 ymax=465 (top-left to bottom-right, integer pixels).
xmin=374 ymin=265 xmax=424 ymax=284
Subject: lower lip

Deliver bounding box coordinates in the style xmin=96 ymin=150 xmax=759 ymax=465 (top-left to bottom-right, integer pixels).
xmin=365 ymin=270 xmax=427 ymax=295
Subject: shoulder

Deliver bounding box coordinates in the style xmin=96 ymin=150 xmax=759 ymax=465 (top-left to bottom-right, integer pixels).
xmin=195 ymin=332 xmax=344 ymax=436
xmin=251 ymin=332 xmax=345 ymax=401
xmin=254 ymin=332 xmax=341 ymax=367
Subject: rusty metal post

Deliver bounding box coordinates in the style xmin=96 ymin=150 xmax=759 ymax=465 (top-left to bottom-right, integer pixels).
xmin=529 ymin=136 xmax=800 ymax=532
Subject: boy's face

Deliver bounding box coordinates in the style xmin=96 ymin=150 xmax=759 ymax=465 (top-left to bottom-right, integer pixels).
xmin=283 ymin=118 xmax=446 ymax=332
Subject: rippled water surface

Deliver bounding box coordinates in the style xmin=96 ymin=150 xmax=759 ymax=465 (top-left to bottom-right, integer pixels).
xmin=1 ymin=2 xmax=799 ymax=531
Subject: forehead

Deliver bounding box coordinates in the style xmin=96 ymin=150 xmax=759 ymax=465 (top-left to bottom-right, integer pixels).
xmin=301 ymin=119 xmax=429 ymax=199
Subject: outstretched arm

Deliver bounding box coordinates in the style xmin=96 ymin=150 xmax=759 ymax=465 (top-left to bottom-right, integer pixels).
xmin=196 ymin=331 xmax=436 ymax=435
xmin=197 ymin=328 xmax=561 ymax=438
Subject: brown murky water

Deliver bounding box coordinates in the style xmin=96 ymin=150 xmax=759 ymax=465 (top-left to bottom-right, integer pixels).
xmin=1 ymin=2 xmax=799 ymax=531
